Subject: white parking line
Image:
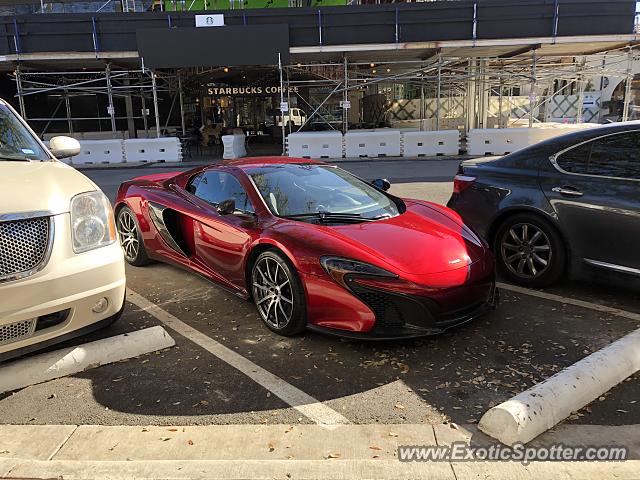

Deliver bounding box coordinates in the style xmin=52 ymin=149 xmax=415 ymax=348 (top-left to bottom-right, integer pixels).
xmin=126 ymin=288 xmax=350 ymax=428
xmin=497 ymin=282 xmax=640 ymax=322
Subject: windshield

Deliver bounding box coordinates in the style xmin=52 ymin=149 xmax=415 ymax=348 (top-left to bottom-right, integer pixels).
xmin=246 ymin=163 xmax=400 ymax=219
xmin=0 ymin=104 xmax=49 ymax=161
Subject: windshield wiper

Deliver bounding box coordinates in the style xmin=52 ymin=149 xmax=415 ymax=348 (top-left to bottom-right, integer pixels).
xmin=282 ymin=211 xmax=391 ymax=222
xmin=0 ymin=155 xmax=31 ymax=162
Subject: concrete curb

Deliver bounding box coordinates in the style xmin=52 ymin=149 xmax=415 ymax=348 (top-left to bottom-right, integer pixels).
xmin=479 ymin=327 xmax=640 ymax=445
xmin=0 ymin=326 xmax=175 ymax=394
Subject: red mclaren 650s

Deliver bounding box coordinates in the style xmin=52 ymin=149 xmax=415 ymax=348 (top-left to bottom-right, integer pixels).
xmin=115 ymin=157 xmax=498 ymax=339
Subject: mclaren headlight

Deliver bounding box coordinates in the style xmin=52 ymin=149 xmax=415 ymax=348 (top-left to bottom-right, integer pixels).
xmin=70 ymin=191 xmax=117 ymax=253
xmin=320 ymin=256 xmax=397 ymax=289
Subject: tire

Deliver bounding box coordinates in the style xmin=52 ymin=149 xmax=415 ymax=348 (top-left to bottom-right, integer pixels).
xmin=116 ymin=206 xmax=152 ymax=267
xmin=250 ymin=250 xmax=307 ymax=336
xmin=494 ymin=213 xmax=566 ymax=288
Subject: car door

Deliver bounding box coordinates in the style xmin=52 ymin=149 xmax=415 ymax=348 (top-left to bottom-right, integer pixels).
xmin=188 ymin=169 xmax=256 ymax=290
xmin=538 ymin=130 xmax=640 ymax=272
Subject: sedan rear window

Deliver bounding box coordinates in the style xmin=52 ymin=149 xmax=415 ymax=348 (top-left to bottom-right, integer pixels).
xmin=556 ymin=131 xmax=640 ymax=180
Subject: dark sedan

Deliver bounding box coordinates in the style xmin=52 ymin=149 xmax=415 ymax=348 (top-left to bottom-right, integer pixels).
xmin=447 ymin=122 xmax=640 ymax=287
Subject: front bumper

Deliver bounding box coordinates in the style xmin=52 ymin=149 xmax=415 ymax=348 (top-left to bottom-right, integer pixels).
xmin=307 ymin=276 xmax=499 ymax=340
xmin=0 ymin=213 xmax=126 ymax=360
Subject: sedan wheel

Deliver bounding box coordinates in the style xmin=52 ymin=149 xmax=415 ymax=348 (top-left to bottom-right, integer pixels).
xmin=117 ymin=207 xmax=151 ymax=266
xmin=251 ymin=250 xmax=306 ymax=336
xmin=500 ymin=223 xmax=551 ymax=279
xmin=495 ymin=214 xmax=565 ymax=287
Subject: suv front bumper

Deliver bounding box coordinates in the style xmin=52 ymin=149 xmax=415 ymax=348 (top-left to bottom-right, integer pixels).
xmin=0 ymin=213 xmax=126 ymax=362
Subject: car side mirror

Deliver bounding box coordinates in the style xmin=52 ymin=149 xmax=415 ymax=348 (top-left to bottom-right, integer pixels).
xmin=217 ymin=199 xmax=236 ymax=215
xmin=372 ymin=178 xmax=391 ymax=191
xmin=49 ymin=136 xmax=81 ymax=159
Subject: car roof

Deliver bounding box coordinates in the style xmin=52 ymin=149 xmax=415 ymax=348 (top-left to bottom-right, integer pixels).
xmin=222 ymin=156 xmax=324 ymax=169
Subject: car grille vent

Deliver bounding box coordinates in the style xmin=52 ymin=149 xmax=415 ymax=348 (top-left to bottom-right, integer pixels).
xmin=0 ymin=216 xmax=50 ymax=281
xmin=0 ymin=319 xmax=37 ymax=346
xmin=356 ymin=290 xmax=406 ymax=328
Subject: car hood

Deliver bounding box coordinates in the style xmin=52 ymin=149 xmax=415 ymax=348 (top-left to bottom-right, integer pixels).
xmin=0 ymin=161 xmax=97 ymax=215
xmin=308 ymin=200 xmax=487 ymax=276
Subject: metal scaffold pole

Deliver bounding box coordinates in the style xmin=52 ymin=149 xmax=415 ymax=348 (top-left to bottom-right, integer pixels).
xmin=529 ymin=49 xmax=537 ymax=128
xmin=622 ymin=48 xmax=633 ymax=122
xmin=105 ymin=64 xmax=117 ymax=136
xmin=15 ymin=65 xmax=26 ymax=119
xmin=178 ymin=71 xmax=186 ymax=136
xmin=63 ymin=80 xmax=73 ymax=136
xmin=576 ymin=58 xmax=585 ymax=124
xmin=151 ymin=70 xmax=161 ymax=138
xmin=343 ymin=56 xmax=348 ymax=133
xmin=278 ymin=52 xmax=286 ymax=155
xmin=436 ymin=53 xmax=442 ymax=131
xmin=498 ymin=62 xmax=504 ymax=128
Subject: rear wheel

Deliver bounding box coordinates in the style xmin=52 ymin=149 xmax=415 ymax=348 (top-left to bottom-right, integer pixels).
xmin=251 ymin=250 xmax=306 ymax=336
xmin=117 ymin=206 xmax=152 ymax=267
xmin=494 ymin=213 xmax=565 ymax=288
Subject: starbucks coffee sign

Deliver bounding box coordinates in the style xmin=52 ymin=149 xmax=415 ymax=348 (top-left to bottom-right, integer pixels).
xmin=206 ymin=85 xmax=299 ymax=96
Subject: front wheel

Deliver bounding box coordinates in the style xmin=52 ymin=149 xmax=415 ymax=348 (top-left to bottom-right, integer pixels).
xmin=494 ymin=213 xmax=566 ymax=288
xmin=251 ymin=250 xmax=306 ymax=336
xmin=117 ymin=206 xmax=152 ymax=267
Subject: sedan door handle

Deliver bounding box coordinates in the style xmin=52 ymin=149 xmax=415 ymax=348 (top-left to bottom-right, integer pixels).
xmin=552 ymin=186 xmax=584 ymax=197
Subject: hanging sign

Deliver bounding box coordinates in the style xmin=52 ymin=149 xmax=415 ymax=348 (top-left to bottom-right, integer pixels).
xmin=195 ymin=14 xmax=225 ymax=28
xmin=340 ymin=100 xmax=351 ymax=109
xmin=280 ymin=102 xmax=289 ymax=113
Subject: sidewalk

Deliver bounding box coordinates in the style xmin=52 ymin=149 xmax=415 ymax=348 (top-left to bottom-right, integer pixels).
xmin=1 ymin=423 xmax=638 ymax=479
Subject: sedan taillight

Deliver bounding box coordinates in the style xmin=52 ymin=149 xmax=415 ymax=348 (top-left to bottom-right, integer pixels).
xmin=453 ymin=175 xmax=477 ymax=193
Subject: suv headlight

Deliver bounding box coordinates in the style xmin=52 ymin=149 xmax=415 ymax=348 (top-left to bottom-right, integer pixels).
xmin=70 ymin=191 xmax=116 ymax=253
xmin=320 ymin=256 xmax=397 ymax=289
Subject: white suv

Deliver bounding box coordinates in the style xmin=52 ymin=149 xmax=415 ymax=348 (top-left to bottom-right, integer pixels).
xmin=0 ymin=99 xmax=126 ymax=362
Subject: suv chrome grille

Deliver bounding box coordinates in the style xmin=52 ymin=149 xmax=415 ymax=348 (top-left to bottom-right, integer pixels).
xmin=0 ymin=318 xmax=37 ymax=346
xmin=0 ymin=216 xmax=51 ymax=282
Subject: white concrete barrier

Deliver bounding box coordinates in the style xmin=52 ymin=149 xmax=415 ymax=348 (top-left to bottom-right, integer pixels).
xmin=402 ymin=130 xmax=460 ymax=157
xmin=479 ymin=326 xmax=640 ymax=446
xmin=287 ymin=131 xmax=343 ymax=159
xmin=467 ymin=124 xmax=598 ymax=155
xmin=0 ymin=326 xmax=175 ymax=394
xmin=345 ymin=129 xmax=402 ymax=158
xmin=222 ymin=133 xmax=247 ymax=160
xmin=123 ymin=137 xmax=182 ymax=163
xmin=68 ymin=139 xmax=125 ymax=165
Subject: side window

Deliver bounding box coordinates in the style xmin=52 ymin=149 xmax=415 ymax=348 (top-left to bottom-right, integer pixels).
xmin=192 ymin=171 xmax=254 ymax=213
xmin=556 ymin=143 xmax=591 ymax=175
xmin=556 ymin=132 xmax=640 ymax=180
xmin=589 ymin=132 xmax=640 ymax=180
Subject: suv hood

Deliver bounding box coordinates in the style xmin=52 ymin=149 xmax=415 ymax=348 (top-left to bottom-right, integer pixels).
xmin=0 ymin=161 xmax=97 ymax=215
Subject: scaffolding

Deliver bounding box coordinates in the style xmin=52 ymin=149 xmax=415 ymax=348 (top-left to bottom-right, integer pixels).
xmin=9 ymin=43 xmax=639 ymax=144
xmin=11 ymin=66 xmax=178 ymax=139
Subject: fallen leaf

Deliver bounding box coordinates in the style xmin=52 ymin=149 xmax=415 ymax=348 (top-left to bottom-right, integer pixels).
xmin=160 ymin=437 xmax=171 ymax=441
xmin=187 ymin=440 xmax=194 ymax=446
xmin=369 ymin=446 xmax=382 ymax=451
xmin=326 ymin=453 xmax=341 ymax=459
xmin=394 ymin=404 xmax=405 ymax=410
xmin=167 ymin=428 xmax=178 ymax=432
xmin=388 ymin=432 xmax=399 ymax=437
xmin=268 ymin=443 xmax=275 ymax=452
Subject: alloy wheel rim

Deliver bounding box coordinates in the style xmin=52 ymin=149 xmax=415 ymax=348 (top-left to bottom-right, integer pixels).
xmin=500 ymin=223 xmax=552 ymax=279
xmin=117 ymin=211 xmax=140 ymax=262
xmin=252 ymin=257 xmax=294 ymax=330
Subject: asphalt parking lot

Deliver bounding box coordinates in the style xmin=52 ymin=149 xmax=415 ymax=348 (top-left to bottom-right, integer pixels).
xmin=0 ymin=159 xmax=638 ymax=430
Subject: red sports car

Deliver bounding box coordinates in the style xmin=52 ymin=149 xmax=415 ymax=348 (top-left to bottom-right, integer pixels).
xmin=115 ymin=157 xmax=498 ymax=339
